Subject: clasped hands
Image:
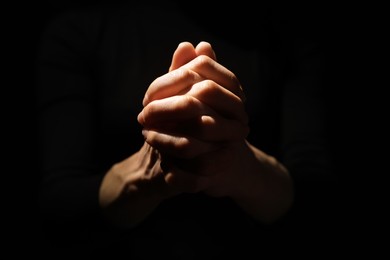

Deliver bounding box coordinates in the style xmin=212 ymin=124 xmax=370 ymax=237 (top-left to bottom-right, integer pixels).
xmin=99 ymin=41 xmax=293 ymax=227
xmin=138 ymin=41 xmax=250 ymax=197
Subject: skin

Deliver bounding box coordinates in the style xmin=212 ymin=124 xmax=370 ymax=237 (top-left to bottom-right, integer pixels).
xmin=99 ymin=41 xmax=294 ymax=228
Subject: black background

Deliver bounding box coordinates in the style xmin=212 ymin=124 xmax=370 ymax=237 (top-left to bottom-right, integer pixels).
xmin=6 ymin=1 xmax=385 ymax=258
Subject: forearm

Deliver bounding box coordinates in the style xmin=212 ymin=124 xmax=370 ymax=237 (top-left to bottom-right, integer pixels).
xmin=230 ymin=141 xmax=294 ymax=224
xmin=99 ymin=168 xmax=164 ymax=229
xmin=99 ymin=143 xmax=178 ymax=229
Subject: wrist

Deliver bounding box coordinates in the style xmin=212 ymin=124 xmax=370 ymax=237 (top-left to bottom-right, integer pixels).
xmin=230 ymin=141 xmax=294 ymax=223
xmin=98 ymin=143 xmax=178 ymax=228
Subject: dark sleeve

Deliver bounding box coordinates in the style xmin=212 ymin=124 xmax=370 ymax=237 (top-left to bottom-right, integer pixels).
xmin=35 ymin=10 xmax=106 ymax=239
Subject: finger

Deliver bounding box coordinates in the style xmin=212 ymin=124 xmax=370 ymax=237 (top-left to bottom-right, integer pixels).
xmin=180 ymin=55 xmax=245 ymax=101
xmin=139 ymin=95 xmax=249 ymax=142
xmin=138 ymin=95 xmax=216 ymax=126
xmin=142 ymin=129 xmax=220 ymax=159
xmin=187 ymin=80 xmax=248 ymax=124
xmin=169 ymin=42 xmax=197 ymax=72
xmin=143 ymin=55 xmax=245 ymax=107
xmin=143 ymin=42 xmax=213 ymax=106
xmin=140 ymin=115 xmax=248 ymax=142
xmin=144 ymin=42 xmax=216 ymax=106
xmin=195 ymin=41 xmax=217 ymax=61
xmin=142 ymin=68 xmax=204 ymax=106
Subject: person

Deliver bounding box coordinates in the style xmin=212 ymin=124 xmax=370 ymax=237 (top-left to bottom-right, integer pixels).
xmin=35 ymin=1 xmax=337 ymax=258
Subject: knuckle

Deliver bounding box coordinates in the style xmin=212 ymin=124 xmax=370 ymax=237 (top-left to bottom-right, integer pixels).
xmin=194 ymin=54 xmax=212 ymax=68
xmin=179 ymin=95 xmax=199 ymax=112
xmin=172 ymin=67 xmax=190 ymax=80
xmin=172 ymin=68 xmax=198 ymax=84
xmin=192 ymin=80 xmax=216 ymax=97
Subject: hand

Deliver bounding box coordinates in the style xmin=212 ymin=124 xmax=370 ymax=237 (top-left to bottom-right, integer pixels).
xmin=138 ymin=42 xmax=294 ymax=223
xmin=138 ymin=42 xmax=249 ymax=196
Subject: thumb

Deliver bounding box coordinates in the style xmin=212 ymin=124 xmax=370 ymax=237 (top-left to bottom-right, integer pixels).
xmin=169 ymin=42 xmax=197 ymax=72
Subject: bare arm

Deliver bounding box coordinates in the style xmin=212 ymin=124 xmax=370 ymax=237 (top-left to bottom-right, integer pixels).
xmin=99 ymin=142 xmax=179 ymax=228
